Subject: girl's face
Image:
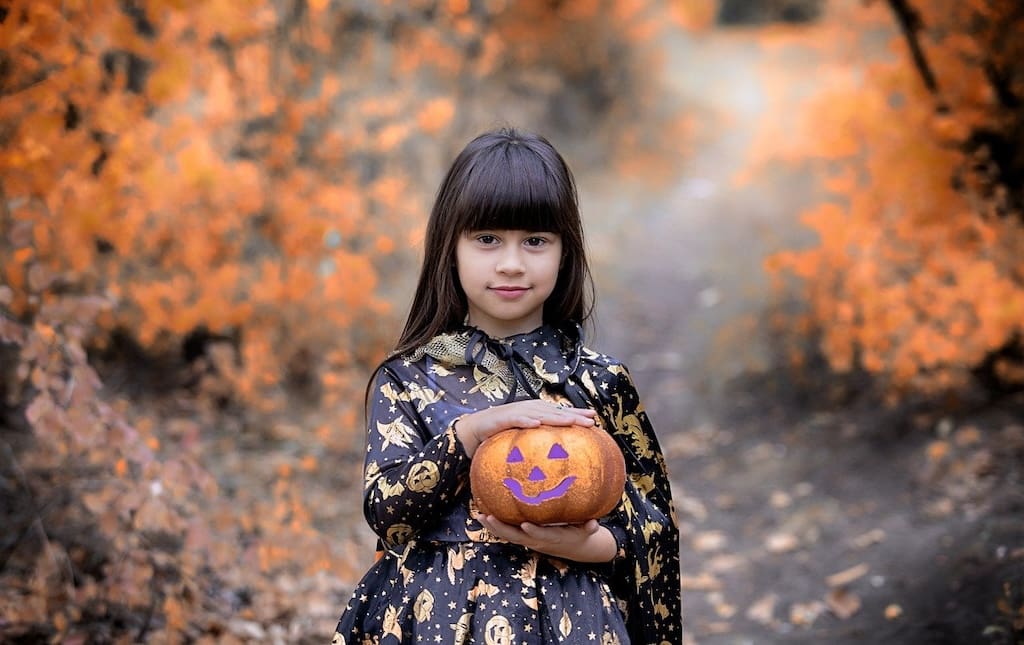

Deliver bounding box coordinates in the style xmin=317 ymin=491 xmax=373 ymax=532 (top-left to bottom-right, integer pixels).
xmin=456 ymin=229 xmax=563 ymax=338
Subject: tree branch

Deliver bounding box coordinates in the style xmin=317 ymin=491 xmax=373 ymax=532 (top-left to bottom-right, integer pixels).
xmin=982 ymin=60 xmax=1019 ymax=109
xmin=885 ymin=0 xmax=943 ymax=100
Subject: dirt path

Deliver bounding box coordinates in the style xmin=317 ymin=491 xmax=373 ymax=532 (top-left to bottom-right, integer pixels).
xmin=650 ymin=373 xmax=1024 ymax=644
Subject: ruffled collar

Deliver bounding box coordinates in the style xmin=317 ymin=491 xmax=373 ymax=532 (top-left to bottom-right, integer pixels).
xmin=407 ymin=322 xmax=583 ymax=402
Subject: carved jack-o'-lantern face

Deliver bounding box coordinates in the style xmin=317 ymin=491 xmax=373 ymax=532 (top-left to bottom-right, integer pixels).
xmin=470 ymin=424 xmax=626 ymax=526
xmin=501 ymin=440 xmax=576 ymax=504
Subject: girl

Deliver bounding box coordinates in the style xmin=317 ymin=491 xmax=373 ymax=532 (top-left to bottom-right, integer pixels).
xmin=333 ymin=128 xmax=681 ymax=644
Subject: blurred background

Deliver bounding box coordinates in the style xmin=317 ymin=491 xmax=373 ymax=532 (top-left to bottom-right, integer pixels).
xmin=2 ymin=0 xmax=1023 ymax=642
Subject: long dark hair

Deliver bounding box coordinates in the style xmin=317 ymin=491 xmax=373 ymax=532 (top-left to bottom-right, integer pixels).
xmin=392 ymin=127 xmax=594 ymax=357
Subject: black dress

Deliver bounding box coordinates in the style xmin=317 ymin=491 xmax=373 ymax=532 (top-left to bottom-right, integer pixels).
xmin=333 ymin=323 xmax=681 ymax=644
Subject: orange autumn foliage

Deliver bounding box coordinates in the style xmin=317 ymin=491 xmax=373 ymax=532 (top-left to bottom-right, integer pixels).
xmin=763 ymin=0 xmax=1024 ymax=397
xmin=0 ymin=0 xmax=702 ymax=641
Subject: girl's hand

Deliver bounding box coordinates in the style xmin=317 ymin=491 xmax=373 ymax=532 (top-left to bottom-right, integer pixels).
xmin=454 ymin=399 xmax=596 ymax=457
xmin=474 ymin=514 xmax=617 ymax=563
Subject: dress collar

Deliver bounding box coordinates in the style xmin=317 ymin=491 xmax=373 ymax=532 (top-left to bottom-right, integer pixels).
xmin=458 ymin=322 xmax=582 ymax=387
xmin=409 ymin=322 xmax=583 ymax=400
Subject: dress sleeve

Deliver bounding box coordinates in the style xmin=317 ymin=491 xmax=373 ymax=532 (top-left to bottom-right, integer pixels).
xmin=599 ymin=365 xmax=683 ymax=645
xmin=362 ymin=364 xmax=471 ymax=547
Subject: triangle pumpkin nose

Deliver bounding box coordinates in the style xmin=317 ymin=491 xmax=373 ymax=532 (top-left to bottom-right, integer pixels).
xmin=528 ymin=466 xmax=546 ymax=481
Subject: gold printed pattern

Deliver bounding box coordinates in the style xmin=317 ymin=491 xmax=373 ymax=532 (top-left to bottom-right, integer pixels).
xmin=485 ymin=615 xmax=514 ymax=645
xmin=559 ymin=609 xmax=573 ymax=638
xmin=405 ymin=381 xmax=443 ymax=411
xmin=413 ymin=590 xmax=434 ymax=622
xmin=382 ymin=606 xmax=402 ymax=642
xmin=532 ymin=355 xmax=560 ymax=383
xmin=468 ymin=365 xmax=509 ymax=401
xmin=451 ymin=613 xmax=472 ymax=644
xmin=405 ymin=461 xmax=440 ymax=493
xmin=376 ymin=418 xmax=416 ymax=451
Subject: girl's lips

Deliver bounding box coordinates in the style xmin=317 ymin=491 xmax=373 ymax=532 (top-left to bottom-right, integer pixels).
xmin=491 ymin=286 xmax=529 ymax=299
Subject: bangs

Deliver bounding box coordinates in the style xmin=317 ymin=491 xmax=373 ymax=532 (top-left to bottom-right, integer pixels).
xmin=452 ymin=142 xmax=576 ymax=234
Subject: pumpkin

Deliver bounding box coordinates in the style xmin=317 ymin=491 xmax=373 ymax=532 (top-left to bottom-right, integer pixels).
xmin=470 ymin=423 xmax=626 ymax=526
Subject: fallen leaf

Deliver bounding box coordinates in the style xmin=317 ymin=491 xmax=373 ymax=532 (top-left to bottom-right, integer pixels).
xmin=849 ymin=528 xmax=886 ymax=549
xmin=789 ymin=600 xmax=827 ymax=626
xmin=826 ymin=563 xmax=869 ymax=587
xmin=681 ymin=572 xmax=722 ymax=591
xmin=765 ymin=532 xmax=800 ymax=553
xmin=707 ymin=554 xmax=746 ymax=573
xmin=702 ymin=621 xmax=731 ymax=634
xmin=927 ymin=440 xmax=950 ymax=462
xmin=826 ymin=588 xmax=862 ymax=619
xmin=707 ymin=591 xmax=737 ymax=618
xmin=953 ymin=425 xmax=981 ymax=446
xmin=924 ymin=497 xmax=954 ymax=518
xmin=676 ymin=494 xmax=708 ymax=522
xmin=693 ymin=531 xmax=728 ymax=552
xmin=746 ymin=593 xmax=777 ymax=625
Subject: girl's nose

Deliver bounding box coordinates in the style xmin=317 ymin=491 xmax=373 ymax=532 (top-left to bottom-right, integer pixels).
xmin=495 ymin=248 xmax=525 ymax=274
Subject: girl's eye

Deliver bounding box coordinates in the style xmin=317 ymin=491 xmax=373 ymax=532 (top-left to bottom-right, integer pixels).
xmin=476 ymin=234 xmax=498 ymax=245
xmin=524 ymin=236 xmax=547 ymax=247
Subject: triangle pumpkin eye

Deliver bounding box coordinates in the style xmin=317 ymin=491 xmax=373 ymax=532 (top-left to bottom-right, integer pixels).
xmin=547 ymin=443 xmax=569 ymax=459
xmin=506 ymin=446 xmax=524 ymax=463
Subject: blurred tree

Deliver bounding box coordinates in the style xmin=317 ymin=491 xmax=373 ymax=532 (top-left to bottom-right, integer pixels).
xmin=765 ymin=0 xmax=1024 ymax=400
xmin=0 ymin=0 xmax=700 ymax=641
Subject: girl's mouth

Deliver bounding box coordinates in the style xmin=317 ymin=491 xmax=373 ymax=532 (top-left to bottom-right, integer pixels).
xmin=491 ymin=286 xmax=529 ymax=299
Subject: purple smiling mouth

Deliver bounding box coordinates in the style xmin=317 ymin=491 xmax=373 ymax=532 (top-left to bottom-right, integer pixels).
xmin=502 ymin=476 xmax=577 ymax=505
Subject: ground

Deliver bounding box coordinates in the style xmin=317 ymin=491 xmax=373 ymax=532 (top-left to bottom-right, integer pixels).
xmin=648 ymin=369 xmax=1024 ymax=644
